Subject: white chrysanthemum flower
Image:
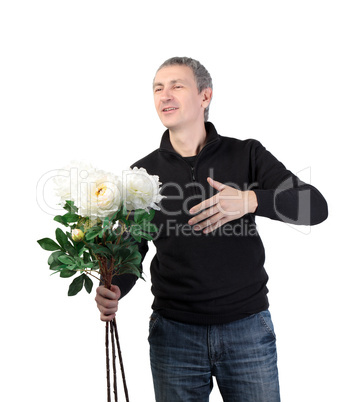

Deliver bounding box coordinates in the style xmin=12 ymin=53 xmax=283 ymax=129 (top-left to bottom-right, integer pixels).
xmin=122 ymin=167 xmax=164 ymax=211
xmin=53 ymin=161 xmax=96 ymax=207
xmin=53 ymin=162 xmax=122 ymax=218
xmin=79 ymin=170 xmax=122 ymax=218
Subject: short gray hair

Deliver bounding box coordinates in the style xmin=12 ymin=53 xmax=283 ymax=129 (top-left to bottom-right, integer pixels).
xmin=156 ymin=57 xmax=213 ymax=121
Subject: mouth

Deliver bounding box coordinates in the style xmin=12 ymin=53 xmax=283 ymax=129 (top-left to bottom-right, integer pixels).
xmin=162 ymin=107 xmax=178 ymax=112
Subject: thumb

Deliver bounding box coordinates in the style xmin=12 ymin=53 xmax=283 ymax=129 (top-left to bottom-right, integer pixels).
xmin=207 ymin=177 xmax=225 ymax=192
xmin=110 ymin=284 xmax=121 ymax=299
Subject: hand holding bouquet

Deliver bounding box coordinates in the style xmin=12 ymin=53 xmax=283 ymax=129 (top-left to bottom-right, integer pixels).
xmin=38 ymin=162 xmax=163 ymax=401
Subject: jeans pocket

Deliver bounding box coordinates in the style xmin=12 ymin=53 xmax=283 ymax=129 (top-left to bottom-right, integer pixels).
xmin=148 ymin=311 xmax=161 ymax=337
xmin=259 ymin=310 xmax=277 ymax=340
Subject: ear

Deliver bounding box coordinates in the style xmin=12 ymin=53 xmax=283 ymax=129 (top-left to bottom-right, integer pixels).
xmin=201 ymin=87 xmax=213 ymax=109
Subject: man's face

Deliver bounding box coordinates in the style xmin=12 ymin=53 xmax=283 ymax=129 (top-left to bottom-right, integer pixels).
xmin=153 ymin=65 xmax=209 ymax=131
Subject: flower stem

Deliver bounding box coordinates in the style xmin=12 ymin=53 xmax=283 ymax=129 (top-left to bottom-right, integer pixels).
xmin=110 ymin=318 xmax=118 ymax=402
xmin=85 ymin=271 xmax=100 ymax=281
xmin=112 ymin=318 xmax=130 ymax=402
xmin=105 ymin=321 xmax=111 ymax=402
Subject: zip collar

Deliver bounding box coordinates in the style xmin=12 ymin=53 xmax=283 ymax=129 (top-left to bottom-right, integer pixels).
xmin=159 ymin=122 xmax=220 ymax=154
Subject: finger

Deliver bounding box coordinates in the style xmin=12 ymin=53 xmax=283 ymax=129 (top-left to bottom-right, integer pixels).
xmin=96 ymin=285 xmax=119 ymax=300
xmin=95 ymin=294 xmax=118 ymax=310
xmin=100 ymin=312 xmax=116 ymax=322
xmin=97 ymin=302 xmax=118 ymax=315
xmin=95 ymin=285 xmax=120 ymax=322
xmin=203 ymin=216 xmax=229 ymax=234
xmin=110 ymin=285 xmax=121 ymax=299
xmin=207 ymin=177 xmax=225 ymax=192
xmin=188 ymin=205 xmax=219 ymax=226
xmin=189 ymin=193 xmax=219 ymax=215
xmin=193 ymin=212 xmax=223 ymax=231
xmin=97 ymin=299 xmax=119 ymax=318
xmin=95 ymin=289 xmax=119 ymax=310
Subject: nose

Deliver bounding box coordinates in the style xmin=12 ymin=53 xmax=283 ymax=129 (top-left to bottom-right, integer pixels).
xmin=160 ymin=87 xmax=173 ymax=102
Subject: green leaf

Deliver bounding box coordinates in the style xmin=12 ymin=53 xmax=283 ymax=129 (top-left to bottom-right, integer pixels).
xmin=63 ymin=212 xmax=79 ymax=223
xmin=128 ymin=225 xmax=143 ymax=242
xmin=138 ymin=231 xmax=154 ymax=241
xmin=63 ymin=200 xmax=78 ymax=214
xmin=122 ymin=203 xmax=128 ymax=216
xmin=118 ymin=248 xmax=131 ymax=261
xmin=65 ymin=242 xmax=78 ymax=257
xmin=68 ymin=274 xmax=85 ymax=296
xmin=48 ymin=250 xmax=65 ymax=266
xmin=60 ymin=269 xmax=77 ymax=278
xmin=105 ymin=243 xmax=120 ymax=256
xmin=85 ymin=226 xmax=103 ymax=241
xmin=55 ymin=228 xmax=69 ymax=250
xmin=106 ymin=230 xmax=118 ymax=242
xmin=126 ymin=250 xmax=142 ymax=265
xmin=37 ymin=238 xmax=61 ymax=251
xmin=83 ymin=251 xmax=91 ymax=264
xmin=140 ymin=222 xmax=158 ymax=233
xmin=82 ymin=262 xmax=95 ymax=269
xmin=76 ymin=243 xmax=86 ymax=257
xmin=49 ymin=263 xmax=68 ymax=271
xmin=115 ymin=265 xmax=142 ymax=278
xmin=108 ymin=211 xmax=119 ymax=222
xmin=134 ymin=209 xmax=148 ymax=224
xmin=102 ymin=217 xmax=110 ymax=228
xmin=89 ymin=244 xmax=112 ymax=257
xmin=129 ymin=224 xmax=141 ymax=234
xmin=84 ymin=275 xmax=93 ymax=293
xmin=50 ymin=270 xmax=62 ymax=276
xmin=58 ymin=254 xmax=75 ymax=265
xmin=54 ymin=215 xmax=69 ymax=227
xmin=131 ymin=233 xmax=141 ymax=243
xmin=143 ymin=208 xmax=155 ymax=222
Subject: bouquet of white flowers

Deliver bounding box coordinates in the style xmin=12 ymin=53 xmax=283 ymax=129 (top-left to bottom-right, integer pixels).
xmin=38 ymin=162 xmax=163 ymax=402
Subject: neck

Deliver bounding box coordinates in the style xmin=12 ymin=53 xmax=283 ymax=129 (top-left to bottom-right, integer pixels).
xmin=169 ymin=121 xmax=207 ymax=157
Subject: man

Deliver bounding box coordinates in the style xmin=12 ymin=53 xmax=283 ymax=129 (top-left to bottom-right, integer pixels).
xmin=95 ymin=57 xmax=328 ymax=401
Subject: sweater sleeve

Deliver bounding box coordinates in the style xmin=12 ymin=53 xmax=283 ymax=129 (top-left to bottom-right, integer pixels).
xmin=251 ymin=141 xmax=328 ymax=225
xmin=111 ymin=238 xmax=149 ymax=299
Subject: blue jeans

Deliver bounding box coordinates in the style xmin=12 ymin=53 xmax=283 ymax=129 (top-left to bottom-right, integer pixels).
xmin=148 ymin=310 xmax=280 ymax=402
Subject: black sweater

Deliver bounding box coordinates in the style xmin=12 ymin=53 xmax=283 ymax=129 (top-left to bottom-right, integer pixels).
xmin=114 ymin=122 xmax=328 ymax=325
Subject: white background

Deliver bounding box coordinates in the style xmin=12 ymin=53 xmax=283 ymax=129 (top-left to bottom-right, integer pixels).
xmin=1 ymin=1 xmax=346 ymax=401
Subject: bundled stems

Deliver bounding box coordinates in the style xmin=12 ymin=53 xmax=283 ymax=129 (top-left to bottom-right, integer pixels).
xmin=110 ymin=319 xmax=118 ymax=402
xmin=113 ymin=318 xmax=130 ymax=402
xmin=105 ymin=321 xmax=111 ymax=402
xmin=102 ymin=257 xmax=129 ymax=402
xmin=105 ymin=318 xmax=129 ymax=401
